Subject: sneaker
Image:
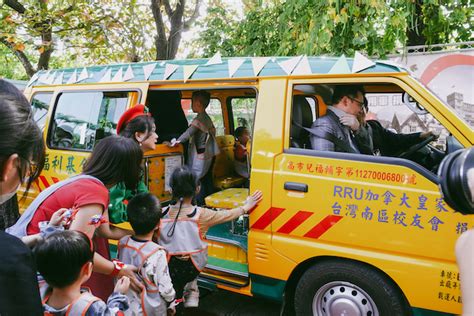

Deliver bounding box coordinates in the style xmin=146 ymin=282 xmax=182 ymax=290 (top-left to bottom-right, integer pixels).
xmin=184 ymin=292 xmax=199 ymax=308
xmin=183 ymin=279 xmax=199 ymax=308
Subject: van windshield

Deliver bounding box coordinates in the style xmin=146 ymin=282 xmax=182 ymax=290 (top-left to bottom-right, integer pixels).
xmin=411 ymin=76 xmax=474 ymax=129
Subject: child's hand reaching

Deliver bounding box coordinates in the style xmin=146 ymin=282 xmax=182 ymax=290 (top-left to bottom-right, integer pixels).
xmin=242 ymin=190 xmax=263 ymax=213
xmin=167 ymin=138 xmax=180 ymax=147
xmin=49 ymin=208 xmax=70 ymax=227
xmin=114 ymin=276 xmax=130 ymax=294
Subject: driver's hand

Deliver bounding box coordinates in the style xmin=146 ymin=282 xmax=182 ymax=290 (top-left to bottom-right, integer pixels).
xmin=420 ymin=131 xmax=438 ymax=140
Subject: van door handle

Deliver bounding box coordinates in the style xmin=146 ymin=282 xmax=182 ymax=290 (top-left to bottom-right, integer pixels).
xmin=284 ymin=182 xmax=308 ymax=193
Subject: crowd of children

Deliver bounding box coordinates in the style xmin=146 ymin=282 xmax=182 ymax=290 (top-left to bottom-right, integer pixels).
xmin=0 ymin=80 xmax=262 ymax=315
xmin=16 ymin=167 xmax=261 ymax=316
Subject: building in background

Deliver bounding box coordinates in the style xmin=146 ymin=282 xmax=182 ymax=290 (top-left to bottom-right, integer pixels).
xmin=447 ymin=92 xmax=474 ymax=127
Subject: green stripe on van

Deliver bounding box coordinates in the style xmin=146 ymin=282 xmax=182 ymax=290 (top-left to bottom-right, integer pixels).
xmin=207 ymin=257 xmax=248 ymax=275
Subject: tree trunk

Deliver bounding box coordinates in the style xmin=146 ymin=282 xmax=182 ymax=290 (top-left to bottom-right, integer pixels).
xmin=151 ymin=0 xmax=170 ymax=60
xmin=150 ymin=0 xmax=200 ymax=60
xmin=168 ymin=0 xmax=185 ymax=59
xmin=37 ymin=20 xmax=53 ymax=71
xmin=407 ymin=0 xmax=426 ymax=46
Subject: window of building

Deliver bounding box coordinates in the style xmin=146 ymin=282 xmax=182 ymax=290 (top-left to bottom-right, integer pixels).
xmin=49 ymin=91 xmax=131 ymax=151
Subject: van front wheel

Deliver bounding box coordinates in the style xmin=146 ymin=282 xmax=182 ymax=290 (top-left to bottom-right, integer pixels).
xmin=294 ymin=260 xmax=411 ymax=316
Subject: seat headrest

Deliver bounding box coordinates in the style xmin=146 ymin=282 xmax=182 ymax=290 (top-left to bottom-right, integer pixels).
xmin=292 ymin=96 xmax=313 ymax=137
xmin=215 ymin=135 xmax=235 ymax=147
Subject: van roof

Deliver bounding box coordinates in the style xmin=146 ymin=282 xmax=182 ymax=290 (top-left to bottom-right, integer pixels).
xmin=29 ymin=56 xmax=405 ymax=87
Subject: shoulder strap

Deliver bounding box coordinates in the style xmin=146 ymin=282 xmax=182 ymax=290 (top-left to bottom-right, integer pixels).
xmin=307 ymin=128 xmax=357 ymax=153
xmin=66 ymin=291 xmax=100 ymax=316
xmin=162 ymin=206 xmax=170 ymax=218
xmin=117 ymin=235 xmax=131 ymax=257
xmin=293 ymin=120 xmax=357 ymax=154
xmin=190 ymin=114 xmax=209 ymax=133
xmin=6 ymin=175 xmax=102 ymax=238
xmin=187 ymin=207 xmax=198 ymax=218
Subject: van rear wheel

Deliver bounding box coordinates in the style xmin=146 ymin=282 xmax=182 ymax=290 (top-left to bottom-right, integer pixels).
xmin=294 ymin=260 xmax=411 ymax=316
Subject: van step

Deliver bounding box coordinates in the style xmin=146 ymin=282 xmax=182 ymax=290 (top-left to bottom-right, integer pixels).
xmin=206 ymin=256 xmax=248 ymax=277
xmin=200 ymin=269 xmax=248 ymax=288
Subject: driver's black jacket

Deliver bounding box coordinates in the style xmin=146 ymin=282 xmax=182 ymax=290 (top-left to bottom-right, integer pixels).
xmin=355 ymin=120 xmax=422 ymax=157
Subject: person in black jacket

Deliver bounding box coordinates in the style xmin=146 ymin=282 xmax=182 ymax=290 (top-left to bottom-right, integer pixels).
xmin=310 ymin=85 xmax=370 ymax=153
xmin=355 ymin=99 xmax=436 ymax=157
xmin=0 ymin=79 xmax=45 ymax=315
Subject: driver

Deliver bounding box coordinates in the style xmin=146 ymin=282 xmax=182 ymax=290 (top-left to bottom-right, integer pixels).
xmin=355 ymin=98 xmax=437 ymax=157
xmin=310 ymin=85 xmax=372 ymax=154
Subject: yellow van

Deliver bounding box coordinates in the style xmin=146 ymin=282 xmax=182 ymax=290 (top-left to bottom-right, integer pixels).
xmin=23 ymin=56 xmax=473 ymax=315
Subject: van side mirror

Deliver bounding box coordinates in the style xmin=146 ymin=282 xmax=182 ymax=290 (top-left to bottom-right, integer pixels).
xmin=438 ymin=147 xmax=474 ymax=214
xmin=402 ymin=92 xmax=427 ymax=115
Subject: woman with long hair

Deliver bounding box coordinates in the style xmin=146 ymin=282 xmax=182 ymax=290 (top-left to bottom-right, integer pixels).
xmin=9 ymin=135 xmax=145 ymax=300
xmin=108 ymin=104 xmax=158 ymax=224
xmin=0 ymin=79 xmax=46 ymax=314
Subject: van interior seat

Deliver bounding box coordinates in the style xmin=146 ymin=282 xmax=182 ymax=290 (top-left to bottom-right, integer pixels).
xmin=205 ymin=188 xmax=249 ymax=209
xmin=291 ymin=95 xmax=313 ymax=149
xmin=212 ymin=135 xmax=246 ymax=190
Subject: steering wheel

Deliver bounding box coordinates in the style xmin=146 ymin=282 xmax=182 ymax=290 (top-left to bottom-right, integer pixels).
xmin=398 ymin=134 xmax=436 ymax=159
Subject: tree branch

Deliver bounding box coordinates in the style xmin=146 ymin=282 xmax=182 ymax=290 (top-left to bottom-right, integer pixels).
xmin=52 ymin=16 xmax=112 ymax=35
xmin=183 ymin=0 xmax=201 ymax=31
xmin=4 ymin=0 xmax=26 ymax=14
xmin=161 ymin=0 xmax=173 ymax=17
xmin=0 ymin=37 xmax=36 ymax=77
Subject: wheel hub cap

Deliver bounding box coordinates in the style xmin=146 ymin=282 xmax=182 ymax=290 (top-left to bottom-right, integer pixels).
xmin=313 ymin=281 xmax=378 ymax=316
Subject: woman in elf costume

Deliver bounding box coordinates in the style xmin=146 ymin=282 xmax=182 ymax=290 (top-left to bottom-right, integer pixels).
xmin=109 ymin=104 xmax=158 ymax=224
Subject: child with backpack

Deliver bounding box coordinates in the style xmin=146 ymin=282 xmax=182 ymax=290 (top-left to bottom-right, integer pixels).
xmin=117 ymin=193 xmax=176 ymax=316
xmin=159 ymin=166 xmax=263 ymax=314
xmin=34 ymin=230 xmax=130 ymax=315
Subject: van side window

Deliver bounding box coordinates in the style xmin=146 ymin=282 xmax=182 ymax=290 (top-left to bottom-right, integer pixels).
xmin=181 ymin=98 xmax=225 ymax=136
xmin=31 ymin=92 xmax=53 ymax=131
xmin=289 ymin=83 xmax=457 ymax=174
xmin=230 ymin=97 xmax=256 ymax=132
xmin=49 ymin=91 xmax=130 ymax=151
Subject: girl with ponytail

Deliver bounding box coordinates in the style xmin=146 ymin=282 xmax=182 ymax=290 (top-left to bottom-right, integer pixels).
xmin=159 ymin=166 xmax=262 ymax=314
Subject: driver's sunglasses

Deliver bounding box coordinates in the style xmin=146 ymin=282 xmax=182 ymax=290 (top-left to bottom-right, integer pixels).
xmin=347 ymin=96 xmax=366 ymax=108
xmin=348 ymin=96 xmax=369 ymax=114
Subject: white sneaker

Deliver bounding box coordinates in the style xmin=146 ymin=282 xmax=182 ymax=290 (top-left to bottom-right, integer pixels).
xmin=183 ymin=279 xmax=199 ymax=308
xmin=184 ymin=293 xmax=199 ymax=308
